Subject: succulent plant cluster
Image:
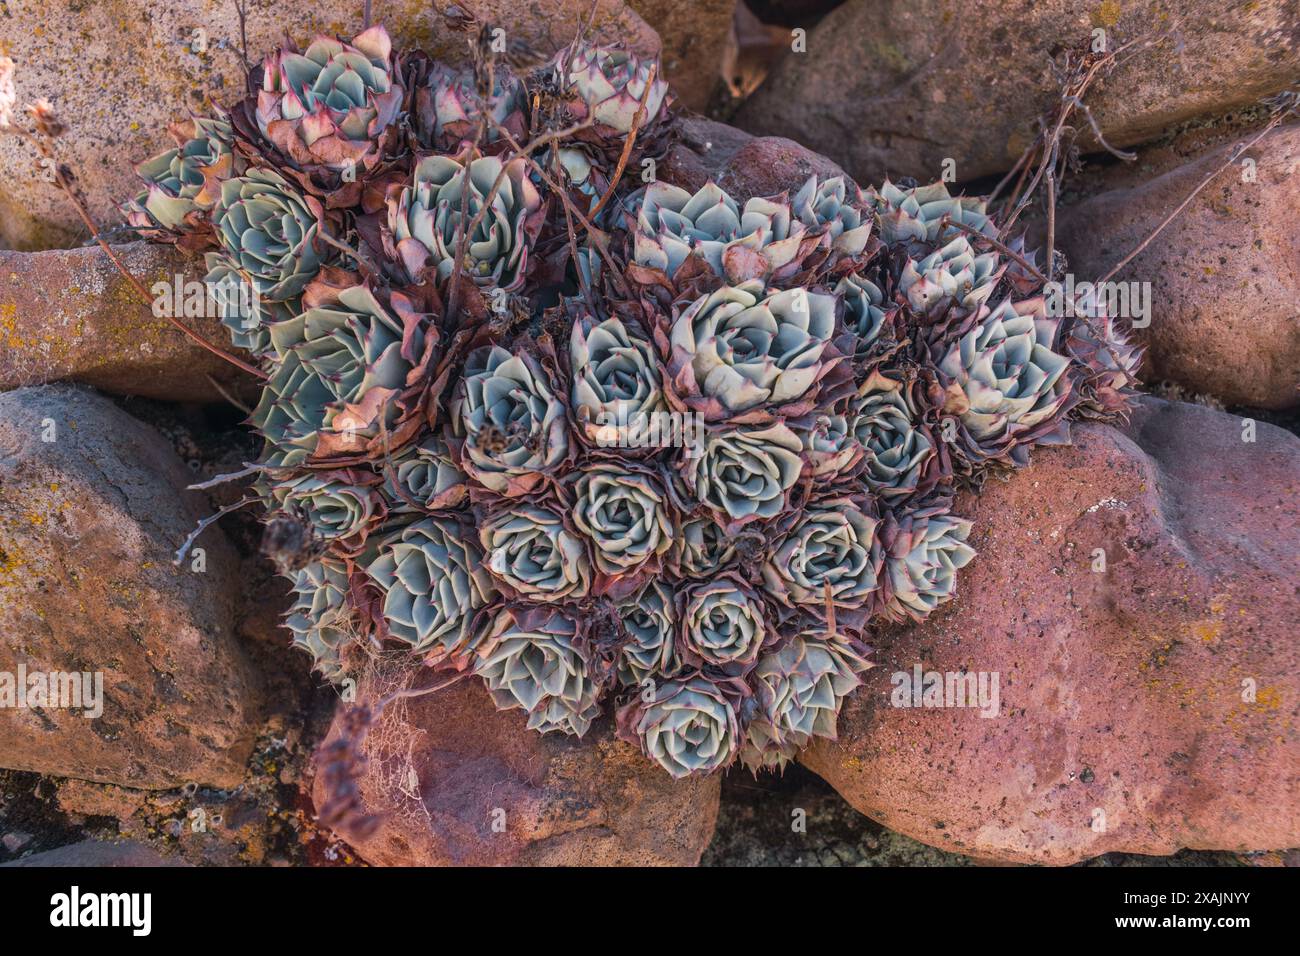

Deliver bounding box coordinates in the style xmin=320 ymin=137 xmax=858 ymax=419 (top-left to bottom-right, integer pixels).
xmin=126 ymin=24 xmax=1141 ymax=780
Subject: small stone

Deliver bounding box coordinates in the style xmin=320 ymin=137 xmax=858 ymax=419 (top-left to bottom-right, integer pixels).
xmin=1 ymin=831 xmax=33 ymax=853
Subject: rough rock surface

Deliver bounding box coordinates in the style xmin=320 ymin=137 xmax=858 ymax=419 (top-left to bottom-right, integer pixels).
xmin=1056 ymin=123 xmax=1300 ymax=410
xmin=0 ymin=242 xmax=256 ymax=403
xmin=736 ymin=0 xmax=1300 ymax=185
xmin=663 ymin=115 xmax=848 ymax=197
xmin=628 ymin=0 xmax=733 ymax=112
xmin=311 ymin=656 xmax=720 ymax=866
xmin=802 ymin=398 xmax=1300 ymax=864
xmin=0 ymin=0 xmax=659 ymax=249
xmin=0 ymin=838 xmax=186 ymax=867
xmin=0 ymin=385 xmax=263 ymax=789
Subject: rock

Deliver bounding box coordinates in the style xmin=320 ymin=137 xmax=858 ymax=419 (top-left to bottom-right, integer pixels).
xmin=0 ymin=242 xmax=258 ymax=403
xmin=663 ymin=115 xmax=848 ymax=197
xmin=311 ymin=656 xmax=720 ymax=866
xmin=1055 ymin=123 xmax=1300 ymax=410
xmin=56 ymin=778 xmax=150 ymax=821
xmin=1 ymin=831 xmax=33 ymax=853
xmin=0 ymin=385 xmax=264 ymax=789
xmin=802 ymin=398 xmax=1300 ymax=864
xmin=736 ymin=0 xmax=1300 ymax=185
xmin=628 ymin=0 xmax=734 ymax=111
xmin=0 ymin=1 xmax=659 ymax=250
xmin=1 ymin=839 xmax=186 ymax=867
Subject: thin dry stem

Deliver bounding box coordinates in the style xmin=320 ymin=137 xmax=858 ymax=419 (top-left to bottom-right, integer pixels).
xmin=588 ymin=61 xmax=657 ymax=219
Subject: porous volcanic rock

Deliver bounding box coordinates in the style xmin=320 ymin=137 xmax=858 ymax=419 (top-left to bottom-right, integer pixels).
xmin=0 ymin=242 xmax=255 ymax=403
xmin=801 ymin=398 xmax=1300 ymax=864
xmin=0 ymin=385 xmax=263 ymax=789
xmin=312 ymin=656 xmax=721 ymax=866
xmin=1056 ymin=123 xmax=1300 ymax=410
xmin=736 ymin=0 xmax=1300 ymax=185
xmin=0 ymin=0 xmax=659 ymax=249
xmin=663 ymin=115 xmax=849 ymax=196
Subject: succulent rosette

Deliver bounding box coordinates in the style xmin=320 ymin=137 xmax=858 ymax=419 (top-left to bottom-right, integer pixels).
xmin=211 ymin=168 xmax=326 ymax=302
xmin=879 ymin=503 xmax=976 ymax=622
xmin=899 ymin=236 xmax=1004 ymax=317
xmin=664 ymin=281 xmax=845 ymax=422
xmin=253 ymin=26 xmax=402 ymax=184
xmin=388 ymin=153 xmax=543 ymax=290
xmin=473 ymin=604 xmax=602 ymax=736
xmin=617 ymin=580 xmax=680 ymax=688
xmin=851 ymin=368 xmax=947 ymax=501
xmin=364 ymin=516 xmax=496 ymax=661
xmin=269 ymin=471 xmax=385 ymax=546
xmin=559 ymin=43 xmax=670 ymax=149
xmin=740 ymin=631 xmax=871 ymax=773
xmin=760 ymin=497 xmax=883 ymax=620
xmin=632 ymin=182 xmax=824 ymax=285
xmin=251 ymin=283 xmax=437 ymax=467
xmin=617 ymin=674 xmax=743 ymax=778
xmin=203 ymin=253 xmax=297 ymax=357
xmin=669 ymin=512 xmax=738 ymax=577
xmin=798 ymin=410 xmax=865 ymax=483
xmin=677 ymin=573 xmax=769 ymax=676
xmin=451 ymin=344 xmax=570 ymax=495
xmin=936 ymin=297 xmax=1076 ymax=467
xmin=412 ymin=61 xmax=527 ymax=153
xmin=122 ymin=113 xmax=237 ymax=244
xmin=1061 ymin=298 xmax=1144 ymax=420
xmin=383 ymin=434 xmax=468 ymax=512
xmin=835 ymin=271 xmax=892 ymax=361
xmin=685 ymin=422 xmax=804 ymax=530
xmin=792 ymin=174 xmax=873 ymax=258
xmin=568 ymin=314 xmax=666 ymax=447
xmin=285 ymin=558 xmax=356 ymax=682
xmin=571 ymin=462 xmax=674 ymax=595
xmin=480 ymin=503 xmax=591 ymax=602
xmin=867 ymin=179 xmax=997 ymax=250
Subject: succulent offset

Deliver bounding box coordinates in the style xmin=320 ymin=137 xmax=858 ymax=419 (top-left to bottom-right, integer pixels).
xmin=127 ymin=23 xmax=1139 ymax=781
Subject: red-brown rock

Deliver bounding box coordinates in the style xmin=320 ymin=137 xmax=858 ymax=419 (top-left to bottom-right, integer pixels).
xmin=1056 ymin=123 xmax=1300 ymax=410
xmin=802 ymin=398 xmax=1300 ymax=864
xmin=736 ymin=0 xmax=1300 ymax=186
xmin=663 ymin=115 xmax=849 ymax=198
xmin=0 ymin=243 xmax=257 ymax=403
xmin=311 ymin=657 xmax=720 ymax=866
xmin=0 ymin=385 xmax=265 ymax=790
